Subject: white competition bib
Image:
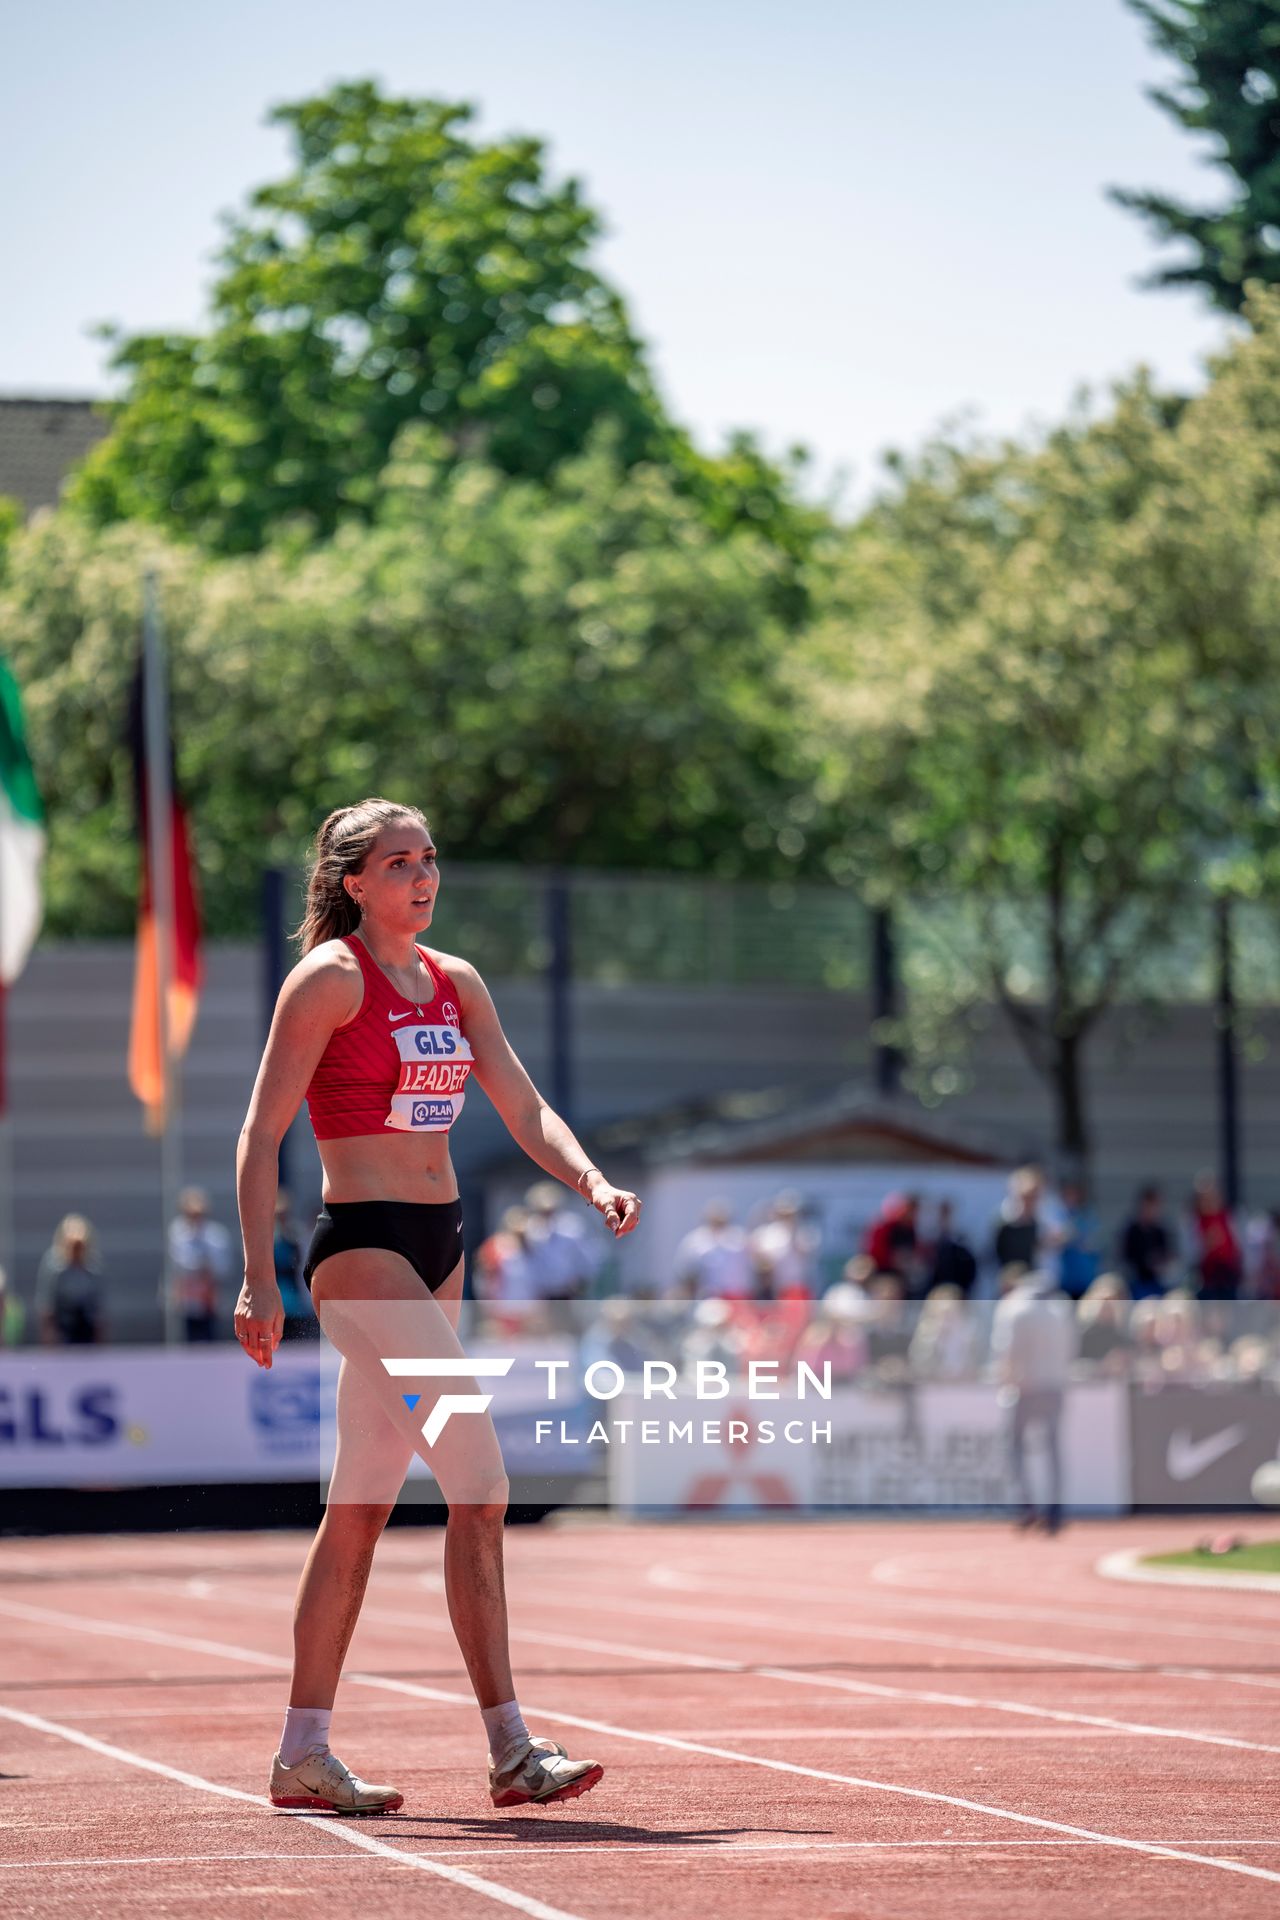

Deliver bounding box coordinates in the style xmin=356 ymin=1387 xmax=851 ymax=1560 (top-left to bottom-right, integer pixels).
xmin=385 ymin=1022 xmax=474 ymax=1132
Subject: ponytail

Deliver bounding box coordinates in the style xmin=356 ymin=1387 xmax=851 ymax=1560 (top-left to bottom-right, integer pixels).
xmin=293 ymin=797 xmax=431 ymax=955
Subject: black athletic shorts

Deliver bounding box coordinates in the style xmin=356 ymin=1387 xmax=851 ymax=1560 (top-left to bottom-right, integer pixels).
xmin=302 ymin=1199 xmax=464 ymax=1294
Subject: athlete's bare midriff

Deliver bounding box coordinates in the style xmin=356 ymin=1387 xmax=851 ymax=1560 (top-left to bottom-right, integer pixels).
xmin=317 ymin=1133 xmax=460 ymax=1207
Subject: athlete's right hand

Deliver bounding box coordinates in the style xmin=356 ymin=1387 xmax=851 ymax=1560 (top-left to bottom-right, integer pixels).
xmin=234 ymin=1278 xmax=284 ymax=1369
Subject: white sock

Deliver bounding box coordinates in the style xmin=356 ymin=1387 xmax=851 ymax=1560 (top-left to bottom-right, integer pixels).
xmin=279 ymin=1705 xmax=332 ymax=1768
xmin=481 ymin=1699 xmax=530 ymax=1766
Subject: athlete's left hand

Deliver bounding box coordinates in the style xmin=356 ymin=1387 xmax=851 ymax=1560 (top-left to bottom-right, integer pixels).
xmin=586 ymin=1175 xmax=642 ymax=1237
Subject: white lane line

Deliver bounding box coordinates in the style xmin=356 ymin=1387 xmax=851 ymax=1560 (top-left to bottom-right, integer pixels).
xmin=129 ymin=1575 xmax=745 ymax=1677
xmin=1 ymin=1853 xmax=385 ymax=1871
xmin=344 ymin=1594 xmax=1280 ymax=1755
xmin=643 ymin=1560 xmax=1280 ymax=1650
xmin=351 ymin=1673 xmax=1280 ymax=1888
xmin=542 ymin=1588 xmax=1280 ymax=1698
xmin=8 ymin=1838 xmax=1280 ymax=1871
xmin=14 ymin=1700 xmax=437 ymax=1723
xmin=621 ymin=1574 xmax=1280 ymax=1697
xmin=125 ymin=1579 xmax=1280 ymax=1762
xmin=6 ymin=1594 xmax=1280 ymax=1888
xmin=146 ymin=1575 xmax=746 ymax=1677
xmin=0 ymin=1596 xmax=292 ymax=1669
xmin=0 ymin=1704 xmax=589 ymax=1920
xmin=752 ymin=1666 xmax=1280 ymax=1758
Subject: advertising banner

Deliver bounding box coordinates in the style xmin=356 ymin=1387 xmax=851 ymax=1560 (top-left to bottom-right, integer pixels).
xmin=1128 ymin=1382 xmax=1280 ymax=1506
xmin=609 ymin=1381 xmax=1130 ymax=1512
xmin=0 ymin=1343 xmax=597 ymax=1492
xmin=0 ymin=1347 xmax=325 ymax=1488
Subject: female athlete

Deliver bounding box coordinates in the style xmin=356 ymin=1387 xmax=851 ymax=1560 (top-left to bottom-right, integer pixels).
xmin=234 ymin=797 xmax=641 ymax=1814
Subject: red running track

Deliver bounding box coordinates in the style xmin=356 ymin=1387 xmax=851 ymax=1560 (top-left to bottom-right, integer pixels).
xmin=0 ymin=1516 xmax=1277 ymax=1919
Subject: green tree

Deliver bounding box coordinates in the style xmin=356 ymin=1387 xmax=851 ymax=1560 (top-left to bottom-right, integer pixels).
xmin=800 ymin=299 xmax=1280 ymax=1168
xmin=1113 ymin=0 xmax=1280 ymax=312
xmin=6 ymin=428 xmax=828 ymax=938
xmin=68 ymin=80 xmax=818 ymax=584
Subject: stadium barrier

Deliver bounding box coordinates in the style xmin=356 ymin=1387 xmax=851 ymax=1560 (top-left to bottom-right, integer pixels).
xmin=3 ymin=1330 xmax=1277 ymax=1511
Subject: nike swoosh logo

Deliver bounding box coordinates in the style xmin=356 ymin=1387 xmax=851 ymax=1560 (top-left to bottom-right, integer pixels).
xmin=388 ymin=1011 xmax=416 ymax=1023
xmin=1166 ymin=1425 xmax=1247 ymax=1481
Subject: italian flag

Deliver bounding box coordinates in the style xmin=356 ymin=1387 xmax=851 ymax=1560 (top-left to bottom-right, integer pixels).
xmin=0 ymin=658 xmax=44 ymax=988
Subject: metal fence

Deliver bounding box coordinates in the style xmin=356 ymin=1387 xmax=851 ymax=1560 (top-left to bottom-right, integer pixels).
xmin=285 ymin=860 xmax=1280 ymax=1004
xmin=289 ymin=862 xmax=872 ymax=992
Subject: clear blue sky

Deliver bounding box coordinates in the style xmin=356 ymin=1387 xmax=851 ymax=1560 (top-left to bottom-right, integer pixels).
xmin=1 ymin=0 xmax=1233 ymax=502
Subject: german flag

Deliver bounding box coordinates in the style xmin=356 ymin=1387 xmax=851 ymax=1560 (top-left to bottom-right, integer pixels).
xmin=127 ymin=645 xmax=202 ymax=1133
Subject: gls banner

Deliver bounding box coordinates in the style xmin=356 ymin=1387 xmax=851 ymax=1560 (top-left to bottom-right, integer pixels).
xmin=0 ymin=1348 xmax=324 ymax=1487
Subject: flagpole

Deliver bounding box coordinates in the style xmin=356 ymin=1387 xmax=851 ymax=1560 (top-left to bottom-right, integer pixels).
xmin=142 ymin=573 xmax=183 ymax=1344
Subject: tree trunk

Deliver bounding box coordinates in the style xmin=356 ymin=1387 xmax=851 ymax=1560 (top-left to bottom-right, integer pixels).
xmin=1051 ymin=1026 xmax=1090 ymax=1183
xmin=1045 ymin=834 xmax=1091 ymax=1178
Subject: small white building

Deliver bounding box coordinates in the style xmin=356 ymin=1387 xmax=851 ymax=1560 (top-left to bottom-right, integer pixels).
xmin=481 ymin=1081 xmax=1037 ymax=1295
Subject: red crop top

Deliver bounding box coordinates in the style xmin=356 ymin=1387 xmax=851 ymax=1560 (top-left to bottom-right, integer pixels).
xmin=305 ymin=935 xmax=474 ymax=1140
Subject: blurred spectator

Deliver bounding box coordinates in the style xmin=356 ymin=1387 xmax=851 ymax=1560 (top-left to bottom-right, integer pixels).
xmin=1118 ymin=1186 xmax=1174 ymax=1300
xmin=991 ymin=1266 xmax=1076 ymax=1534
xmin=1130 ymin=1291 xmax=1217 ymax=1383
xmin=680 ymin=1298 xmax=744 ymax=1376
xmin=35 ymin=1215 xmax=106 ymax=1345
xmin=794 ymin=1283 xmax=867 ymax=1384
xmin=993 ymin=1167 xmax=1045 ymax=1271
xmin=863 ymin=1193 xmax=920 ymax=1291
xmin=908 ymin=1283 xmax=980 ymax=1380
xmin=748 ymin=1191 xmax=819 ymax=1301
xmin=672 ymin=1201 xmax=752 ymax=1299
xmin=1188 ymin=1172 xmax=1243 ymax=1302
xmin=925 ymin=1200 xmax=978 ymax=1299
xmin=1056 ymin=1180 xmax=1102 ymax=1301
xmin=1244 ymin=1208 xmax=1280 ymax=1300
xmin=525 ymin=1182 xmax=600 ymax=1302
xmin=475 ymin=1207 xmax=540 ymax=1303
xmin=0 ymin=1263 xmax=26 ymax=1347
xmin=1225 ymin=1334 xmax=1272 ymax=1384
xmin=863 ymin=1273 xmax=913 ymax=1381
xmin=1076 ymin=1274 xmax=1133 ymax=1373
xmin=580 ymin=1297 xmax=651 ymax=1375
xmin=841 ymin=1253 xmax=879 ymax=1305
xmin=167 ymin=1187 xmax=232 ymax=1342
xmin=273 ymin=1193 xmax=316 ymax=1341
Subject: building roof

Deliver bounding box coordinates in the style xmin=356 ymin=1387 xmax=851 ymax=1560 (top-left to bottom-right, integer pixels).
xmin=481 ymin=1080 xmax=1041 ymax=1179
xmin=615 ymin=1081 xmax=1037 ymax=1169
xmin=0 ymin=396 xmax=110 ymax=514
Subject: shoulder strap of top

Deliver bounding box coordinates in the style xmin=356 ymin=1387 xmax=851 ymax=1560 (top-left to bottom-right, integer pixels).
xmin=416 ymin=945 xmax=456 ymax=1000
xmin=333 ymin=933 xmax=377 ymax=1027
xmin=342 ymin=933 xmax=374 ymax=977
